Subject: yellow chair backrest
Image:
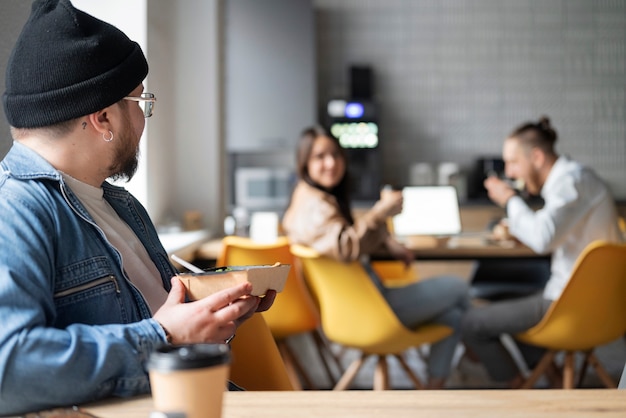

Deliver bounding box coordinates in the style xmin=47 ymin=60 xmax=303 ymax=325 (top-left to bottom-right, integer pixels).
xmin=290 ymin=244 xmax=451 ymax=355
xmin=217 ymin=235 xmax=320 ymax=339
xmin=517 ymin=240 xmax=626 ymax=351
xmin=370 ymin=260 xmax=420 ymax=287
xmin=228 ymin=313 xmax=294 ymax=390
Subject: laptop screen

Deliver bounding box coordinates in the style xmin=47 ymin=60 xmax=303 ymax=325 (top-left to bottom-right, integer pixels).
xmin=392 ymin=186 xmax=462 ymax=236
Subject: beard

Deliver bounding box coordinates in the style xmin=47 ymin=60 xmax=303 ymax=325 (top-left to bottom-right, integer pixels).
xmin=108 ymin=121 xmax=140 ymax=182
xmin=524 ymin=170 xmax=542 ymax=196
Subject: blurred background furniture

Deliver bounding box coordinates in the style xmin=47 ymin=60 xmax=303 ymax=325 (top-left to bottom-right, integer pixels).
xmin=516 ymin=241 xmax=626 ymax=389
xmin=468 ymin=258 xmax=551 ymax=301
xmin=290 ymin=244 xmax=453 ymax=390
xmin=370 ymin=260 xmax=421 ymax=288
xmin=217 ymin=235 xmax=340 ymax=389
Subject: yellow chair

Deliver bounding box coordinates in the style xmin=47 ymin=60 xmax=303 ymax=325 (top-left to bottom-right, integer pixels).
xmin=371 ymin=260 xmax=420 ymax=287
xmin=229 ymin=313 xmax=294 ymax=390
xmin=217 ymin=235 xmax=339 ymax=390
xmin=516 ymin=240 xmax=626 ymax=389
xmin=290 ymin=244 xmax=453 ymax=390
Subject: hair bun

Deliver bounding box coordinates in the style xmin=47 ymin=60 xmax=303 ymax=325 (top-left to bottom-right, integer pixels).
xmin=537 ymin=116 xmax=551 ymax=130
xmin=536 ymin=115 xmax=557 ymax=144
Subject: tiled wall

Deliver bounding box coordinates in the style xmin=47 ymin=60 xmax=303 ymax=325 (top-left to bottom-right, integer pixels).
xmin=314 ymin=0 xmax=626 ymax=199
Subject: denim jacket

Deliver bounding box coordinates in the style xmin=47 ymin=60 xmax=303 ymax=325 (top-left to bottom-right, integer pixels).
xmin=0 ymin=142 xmax=178 ymax=415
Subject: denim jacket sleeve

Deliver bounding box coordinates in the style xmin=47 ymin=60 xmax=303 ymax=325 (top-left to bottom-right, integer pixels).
xmin=0 ymin=173 xmax=169 ymax=415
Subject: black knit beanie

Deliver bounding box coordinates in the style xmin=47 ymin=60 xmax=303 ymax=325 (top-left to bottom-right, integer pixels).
xmin=2 ymin=0 xmax=149 ymax=128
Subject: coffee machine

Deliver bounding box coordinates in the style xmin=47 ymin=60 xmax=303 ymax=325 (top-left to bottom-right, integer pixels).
xmin=325 ymin=66 xmax=381 ymax=202
xmin=468 ymin=156 xmax=505 ymax=200
xmin=326 ymin=99 xmax=380 ymax=201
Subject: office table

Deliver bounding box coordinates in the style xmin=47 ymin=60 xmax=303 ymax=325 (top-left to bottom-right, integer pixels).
xmin=392 ymin=234 xmax=546 ymax=261
xmin=195 ymin=234 xmax=546 ymax=264
xmin=77 ymin=390 xmax=626 ymax=417
xmin=195 ymin=234 xmax=549 ymax=298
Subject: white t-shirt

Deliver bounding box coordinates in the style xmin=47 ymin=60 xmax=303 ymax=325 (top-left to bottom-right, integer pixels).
xmin=62 ymin=173 xmax=168 ymax=314
xmin=506 ymin=155 xmax=623 ymax=300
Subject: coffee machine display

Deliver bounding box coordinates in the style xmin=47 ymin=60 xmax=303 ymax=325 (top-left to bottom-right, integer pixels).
xmin=326 ymin=98 xmax=381 ymax=201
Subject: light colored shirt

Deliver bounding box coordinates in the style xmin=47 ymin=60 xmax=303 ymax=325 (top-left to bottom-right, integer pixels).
xmin=62 ymin=173 xmax=168 ymax=313
xmin=506 ymin=155 xmax=623 ymax=300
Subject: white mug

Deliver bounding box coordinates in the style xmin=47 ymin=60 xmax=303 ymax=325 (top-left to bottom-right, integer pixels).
xmin=249 ymin=211 xmax=279 ymax=243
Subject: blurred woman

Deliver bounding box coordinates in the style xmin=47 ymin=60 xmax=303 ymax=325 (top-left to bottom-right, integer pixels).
xmin=282 ymin=125 xmax=470 ymax=389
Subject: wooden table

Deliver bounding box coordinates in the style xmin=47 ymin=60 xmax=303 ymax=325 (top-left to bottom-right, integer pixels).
xmin=398 ymin=234 xmax=542 ymax=260
xmin=196 ymin=233 xmax=544 ymax=263
xmin=79 ymin=390 xmax=626 ymax=418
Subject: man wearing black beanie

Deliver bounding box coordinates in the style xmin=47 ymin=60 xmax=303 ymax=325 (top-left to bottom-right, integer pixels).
xmin=0 ymin=1 xmax=275 ymax=414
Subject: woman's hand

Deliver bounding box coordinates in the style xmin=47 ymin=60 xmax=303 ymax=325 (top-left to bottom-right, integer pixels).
xmin=153 ymin=277 xmax=275 ymax=345
xmin=386 ymin=238 xmax=414 ymax=267
xmin=377 ymin=189 xmax=404 ymax=218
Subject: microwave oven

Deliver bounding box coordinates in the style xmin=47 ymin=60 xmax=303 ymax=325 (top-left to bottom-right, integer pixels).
xmin=234 ymin=167 xmax=294 ymax=210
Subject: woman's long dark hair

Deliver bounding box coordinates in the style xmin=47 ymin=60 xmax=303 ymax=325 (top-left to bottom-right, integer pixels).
xmin=295 ymin=125 xmax=354 ymax=224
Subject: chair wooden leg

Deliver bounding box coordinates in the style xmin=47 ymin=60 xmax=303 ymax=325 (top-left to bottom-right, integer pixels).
xmin=546 ymin=359 xmax=563 ymax=388
xmin=416 ymin=345 xmax=429 ymax=363
xmin=563 ymin=352 xmax=575 ymax=389
xmin=394 ymin=353 xmax=425 ymax=389
xmin=521 ymin=351 xmax=555 ymax=389
xmin=577 ymin=352 xmax=591 ymax=388
xmin=373 ymin=356 xmax=389 ymax=390
xmin=588 ymin=352 xmax=617 ymax=388
xmin=278 ymin=340 xmax=312 ymax=390
xmin=312 ymin=329 xmax=342 ymax=385
xmin=334 ymin=353 xmax=366 ymax=390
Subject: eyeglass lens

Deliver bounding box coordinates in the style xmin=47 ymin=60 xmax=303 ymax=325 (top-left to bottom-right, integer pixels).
xmin=140 ymin=93 xmax=155 ymax=118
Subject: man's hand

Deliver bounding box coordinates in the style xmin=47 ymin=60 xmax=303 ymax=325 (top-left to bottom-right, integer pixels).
xmin=484 ymin=176 xmax=516 ymax=208
xmin=234 ymin=289 xmax=277 ymax=327
xmin=153 ymin=277 xmax=275 ymax=345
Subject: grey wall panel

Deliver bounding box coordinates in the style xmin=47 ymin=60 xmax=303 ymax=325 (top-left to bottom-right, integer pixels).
xmin=0 ymin=1 xmax=31 ymax=159
xmin=315 ymin=0 xmax=626 ymax=198
xmin=225 ymin=0 xmax=315 ymax=152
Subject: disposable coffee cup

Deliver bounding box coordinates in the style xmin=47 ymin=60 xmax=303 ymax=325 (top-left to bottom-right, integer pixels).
xmin=148 ymin=344 xmax=231 ymax=418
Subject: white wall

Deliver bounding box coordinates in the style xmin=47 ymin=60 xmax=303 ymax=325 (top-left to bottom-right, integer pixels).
xmin=73 ymin=0 xmax=149 ymax=207
xmin=147 ymin=0 xmax=224 ymax=232
xmin=76 ymin=0 xmax=224 ymax=233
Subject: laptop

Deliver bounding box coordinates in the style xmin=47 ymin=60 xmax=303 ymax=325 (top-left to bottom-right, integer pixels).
xmin=392 ymin=186 xmax=463 ymax=237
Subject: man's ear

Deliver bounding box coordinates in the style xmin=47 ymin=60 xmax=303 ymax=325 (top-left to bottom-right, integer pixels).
xmin=531 ymin=147 xmax=545 ymax=170
xmin=86 ymin=109 xmax=112 ymax=137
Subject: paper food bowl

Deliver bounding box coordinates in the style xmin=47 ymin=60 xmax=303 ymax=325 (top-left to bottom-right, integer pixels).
xmin=178 ymin=263 xmax=290 ymax=299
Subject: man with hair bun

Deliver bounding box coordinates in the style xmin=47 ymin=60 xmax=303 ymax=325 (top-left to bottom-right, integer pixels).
xmin=461 ymin=115 xmax=623 ymax=388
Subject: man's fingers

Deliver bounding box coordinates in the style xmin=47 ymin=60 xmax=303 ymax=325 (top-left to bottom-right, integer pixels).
xmin=196 ymin=282 xmax=253 ymax=312
xmin=164 ymin=277 xmax=187 ymax=306
xmin=215 ymin=296 xmax=259 ymax=324
xmin=256 ymin=290 xmax=276 ymax=312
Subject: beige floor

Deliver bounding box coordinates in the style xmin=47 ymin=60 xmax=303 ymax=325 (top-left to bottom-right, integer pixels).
xmin=288 ymin=329 xmax=626 ymax=391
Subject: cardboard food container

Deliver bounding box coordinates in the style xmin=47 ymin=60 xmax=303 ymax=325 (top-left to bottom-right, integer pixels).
xmin=178 ymin=263 xmax=290 ymax=299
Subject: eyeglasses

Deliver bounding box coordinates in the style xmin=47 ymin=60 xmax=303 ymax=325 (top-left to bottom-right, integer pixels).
xmin=124 ymin=92 xmax=156 ymax=118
